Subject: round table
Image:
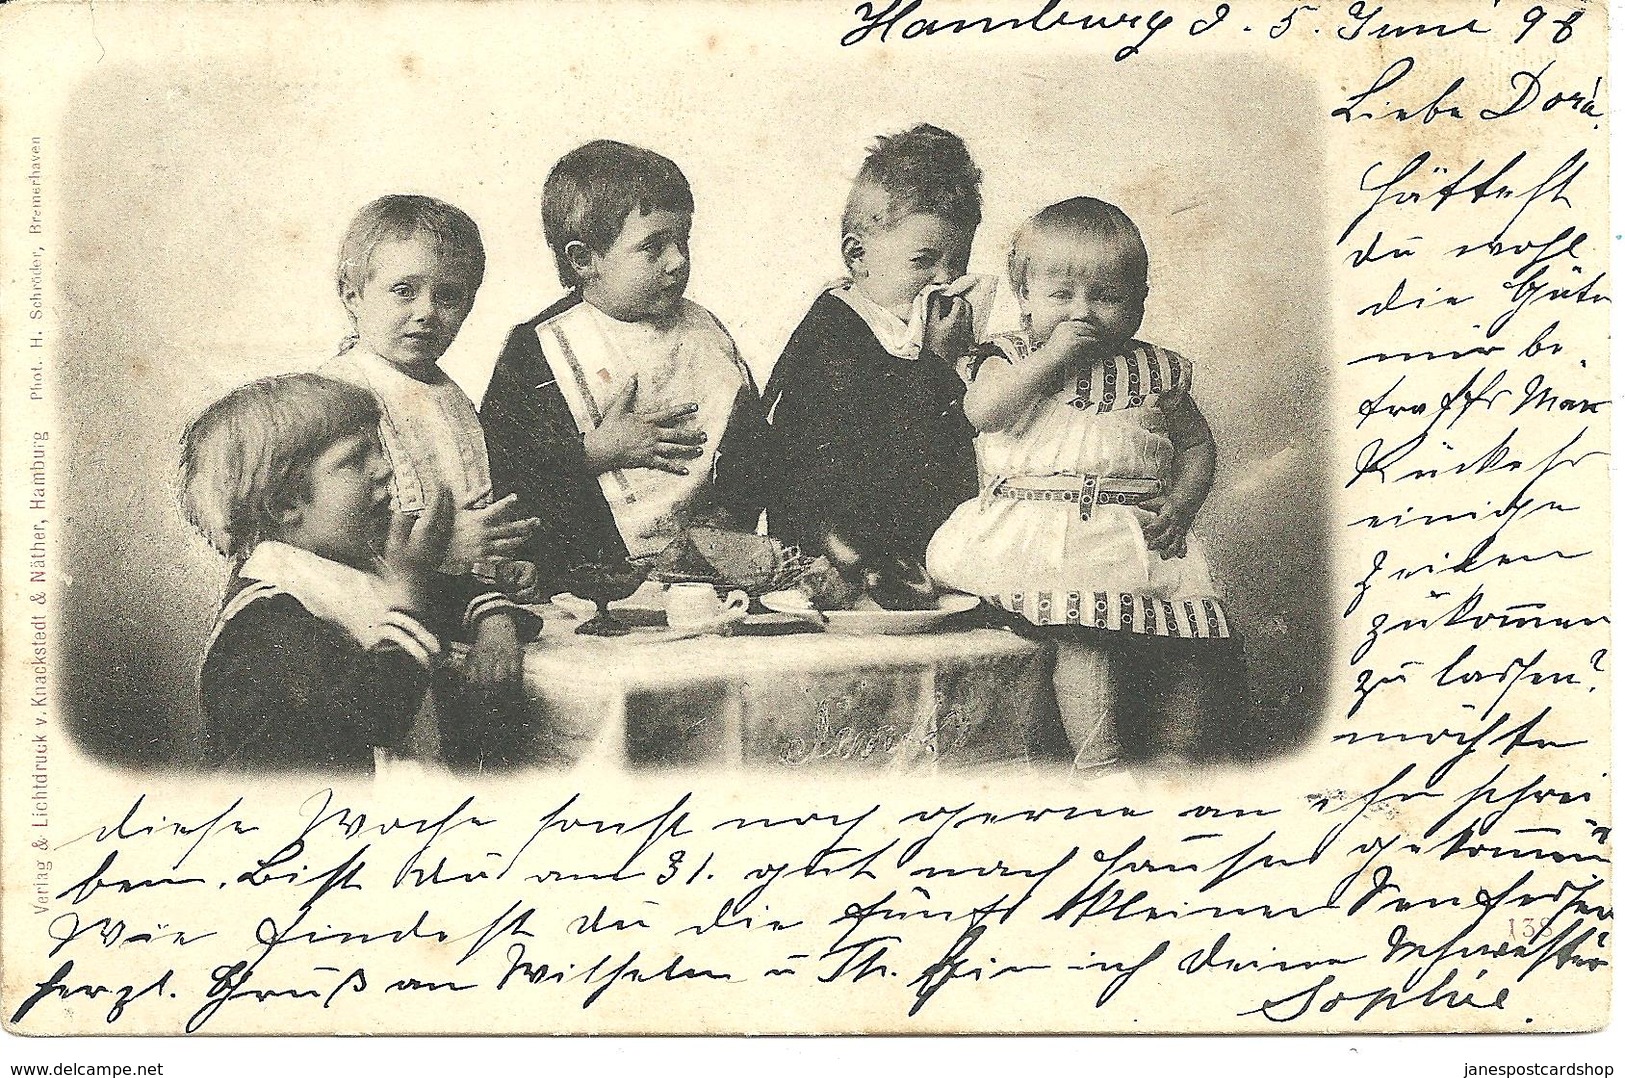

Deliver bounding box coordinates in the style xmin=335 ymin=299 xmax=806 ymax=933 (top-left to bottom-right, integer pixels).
xmin=517 ymin=593 xmax=1061 ymax=771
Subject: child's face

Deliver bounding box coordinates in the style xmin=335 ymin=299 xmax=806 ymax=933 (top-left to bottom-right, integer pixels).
xmin=279 ymin=428 xmax=393 ymax=570
xmin=345 ymin=231 xmax=476 ymax=368
xmin=1020 ymin=234 xmax=1147 ymax=354
xmin=576 ymin=207 xmax=691 ymax=323
xmin=847 ymin=213 xmax=971 ymax=320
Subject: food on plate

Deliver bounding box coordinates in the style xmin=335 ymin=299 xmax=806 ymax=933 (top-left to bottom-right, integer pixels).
xmin=648 ymin=527 xmax=811 ymax=595
xmin=793 ymin=555 xmax=865 ymax=611
xmin=650 ymin=526 xmax=946 ymax=613
xmin=866 ymin=555 xmax=939 ymax=611
xmin=651 ymin=531 xmax=718 ymax=582
xmin=790 ymin=528 xmax=940 ymax=611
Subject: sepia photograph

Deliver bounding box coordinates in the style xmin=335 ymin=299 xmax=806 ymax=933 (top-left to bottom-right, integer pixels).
xmin=56 ymin=40 xmax=1329 ymax=780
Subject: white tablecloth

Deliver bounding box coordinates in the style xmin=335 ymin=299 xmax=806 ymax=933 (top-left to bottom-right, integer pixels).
xmin=520 ymin=602 xmax=1059 ymax=772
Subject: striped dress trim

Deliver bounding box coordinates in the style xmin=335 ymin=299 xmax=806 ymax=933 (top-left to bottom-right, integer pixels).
xmin=1071 ymin=342 xmax=1188 ymax=415
xmin=975 ymin=336 xmax=1189 ymax=417
xmin=989 ymin=590 xmax=1232 ymax=639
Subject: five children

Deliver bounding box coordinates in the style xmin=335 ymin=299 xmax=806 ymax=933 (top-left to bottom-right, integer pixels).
xmin=179 ymin=130 xmax=1245 ymax=777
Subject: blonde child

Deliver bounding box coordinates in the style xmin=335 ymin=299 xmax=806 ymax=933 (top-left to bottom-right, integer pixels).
xmin=179 ymin=375 xmax=537 ymax=772
xmin=324 ymin=194 xmax=538 ymax=586
xmin=927 ymin=197 xmax=1246 ymax=770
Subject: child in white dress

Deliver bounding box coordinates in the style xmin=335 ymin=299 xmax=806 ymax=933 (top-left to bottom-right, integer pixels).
xmin=321 ymin=195 xmax=540 ymax=766
xmin=927 ymin=197 xmax=1245 ymax=770
xmin=323 ymin=195 xmax=538 ymax=584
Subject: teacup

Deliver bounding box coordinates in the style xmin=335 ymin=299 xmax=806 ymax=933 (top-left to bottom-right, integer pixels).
xmin=664 ymin=583 xmax=749 ymax=629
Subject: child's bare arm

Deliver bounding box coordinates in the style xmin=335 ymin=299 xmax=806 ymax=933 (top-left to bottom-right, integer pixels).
xmin=963 ymin=323 xmax=1088 ymax=432
xmin=1138 ymin=390 xmax=1217 ymax=558
xmin=465 ymin=611 xmax=522 ymax=696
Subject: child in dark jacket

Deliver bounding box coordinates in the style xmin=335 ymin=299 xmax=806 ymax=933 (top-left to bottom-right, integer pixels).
xmin=481 ymin=140 xmax=761 ymax=595
xmin=179 ymin=374 xmax=538 ymax=773
xmin=751 ymin=124 xmax=986 ymax=564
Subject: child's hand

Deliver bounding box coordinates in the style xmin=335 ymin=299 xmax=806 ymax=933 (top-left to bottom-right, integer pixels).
xmin=1138 ymin=385 xmax=1190 ymax=437
xmin=496 ymin=559 xmax=542 ymax=603
xmin=382 ymin=489 xmax=454 ymax=612
xmin=923 ymin=278 xmax=976 ymax=361
xmin=1044 ymin=320 xmax=1098 ymax=364
xmin=446 ymin=493 xmax=541 ymax=566
xmin=1136 ymin=399 xmax=1171 ymax=436
xmin=1135 ymin=490 xmax=1193 ymax=560
xmin=1146 ymin=361 xmax=1193 ymax=423
xmin=583 ymin=374 xmax=706 ymax=476
xmin=467 ymin=612 xmax=522 ymax=697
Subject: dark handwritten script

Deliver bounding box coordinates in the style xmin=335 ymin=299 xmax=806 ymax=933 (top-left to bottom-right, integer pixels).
xmin=9 ymin=742 xmax=1609 ymax=1033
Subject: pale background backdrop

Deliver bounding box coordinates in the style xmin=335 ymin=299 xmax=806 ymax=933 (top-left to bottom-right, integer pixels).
xmin=55 ymin=33 xmax=1330 ymax=765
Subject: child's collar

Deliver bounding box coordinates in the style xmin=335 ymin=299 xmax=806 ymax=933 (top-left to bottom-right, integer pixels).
xmin=831 ymin=280 xmax=939 ymax=361
xmin=341 ymin=346 xmax=444 ymax=385
xmin=238 ymin=541 xmax=395 ymax=647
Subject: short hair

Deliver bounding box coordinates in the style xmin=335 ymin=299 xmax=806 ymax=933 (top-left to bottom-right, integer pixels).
xmin=1008 ymin=196 xmax=1150 ymax=299
xmin=542 ymin=140 xmax=695 ymax=288
xmin=179 ymin=374 xmax=380 ymax=561
xmin=841 ymin=124 xmax=983 ymax=242
xmin=335 ymin=194 xmax=486 ymax=307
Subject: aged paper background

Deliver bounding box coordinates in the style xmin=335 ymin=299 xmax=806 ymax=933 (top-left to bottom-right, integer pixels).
xmin=0 ymin=0 xmax=1615 ymax=1062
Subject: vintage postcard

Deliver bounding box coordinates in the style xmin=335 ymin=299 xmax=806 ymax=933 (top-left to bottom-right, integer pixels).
xmin=0 ymin=0 xmax=1613 ymax=1053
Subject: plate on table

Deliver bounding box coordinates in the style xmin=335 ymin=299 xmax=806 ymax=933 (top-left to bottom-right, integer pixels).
xmin=759 ymin=590 xmax=980 ymax=635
